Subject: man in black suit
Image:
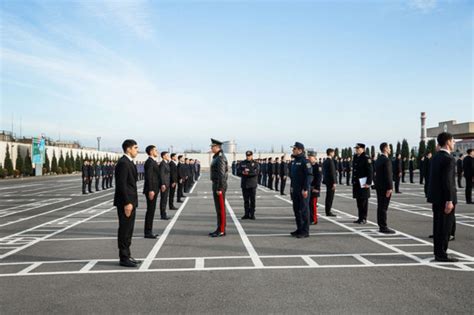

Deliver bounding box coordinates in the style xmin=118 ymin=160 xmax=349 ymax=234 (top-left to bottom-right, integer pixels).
xmin=322 ymin=148 xmax=337 ymax=217
xmin=237 ymin=151 xmax=259 ymax=220
xmin=280 ymin=156 xmax=289 ymax=195
xmin=114 ymin=139 xmax=139 ymax=267
xmin=177 ymin=155 xmax=186 ymax=202
xmin=143 ymin=145 xmax=160 ymax=239
xmin=409 ymin=157 xmax=415 ymax=184
xmin=267 ymin=157 xmax=274 ymax=190
xmin=463 ymin=149 xmax=473 ymax=204
xmin=427 ymin=132 xmax=458 ymax=262
xmin=308 ymin=151 xmax=322 ymax=225
xmin=352 ymin=143 xmax=373 ymax=224
xmin=375 ymin=143 xmax=395 ymax=233
xmin=168 ymin=153 xmax=179 ymax=210
xmin=81 ymin=160 xmax=90 ymax=194
xmin=392 ymin=154 xmax=402 ymax=194
xmin=456 ymin=154 xmax=464 ymax=189
xmin=423 ymin=152 xmax=432 ymax=197
xmin=159 ymin=151 xmax=171 ymax=220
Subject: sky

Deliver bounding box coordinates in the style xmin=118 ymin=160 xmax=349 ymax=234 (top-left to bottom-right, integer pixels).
xmin=0 ymin=0 xmax=472 ymax=153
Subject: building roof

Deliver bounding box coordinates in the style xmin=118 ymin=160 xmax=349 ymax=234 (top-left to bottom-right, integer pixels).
xmin=427 ymin=120 xmax=474 ymax=139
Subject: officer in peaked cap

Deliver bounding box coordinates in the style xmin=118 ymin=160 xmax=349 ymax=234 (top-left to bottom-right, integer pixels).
xmin=289 ymin=142 xmax=313 ymax=238
xmin=209 ymin=138 xmax=229 ymax=237
xmin=237 ymin=150 xmax=260 ymax=220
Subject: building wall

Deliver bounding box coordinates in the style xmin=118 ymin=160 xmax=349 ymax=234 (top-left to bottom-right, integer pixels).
xmin=0 ymin=140 xmax=121 ymax=170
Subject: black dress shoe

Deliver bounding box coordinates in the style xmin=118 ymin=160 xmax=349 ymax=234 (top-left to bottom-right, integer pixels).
xmin=161 ymin=216 xmax=170 ymax=220
xmin=290 ymin=230 xmax=300 ymax=237
xmin=296 ymin=233 xmax=309 ymax=238
xmin=169 ymin=207 xmax=178 ymax=210
xmin=177 ymin=200 xmax=184 ymax=203
xmin=353 ymin=219 xmax=362 ymax=224
xmin=428 ymin=235 xmax=433 ymax=238
xmin=326 ymin=212 xmax=337 ymax=217
xmin=249 ymin=215 xmax=256 ymax=220
xmin=89 ymin=191 xmax=94 ymax=194
xmin=361 ymin=219 xmax=367 ymax=224
xmin=144 ymin=234 xmax=159 ymax=239
xmin=379 ymin=228 xmax=396 ymax=234
xmin=241 ymin=215 xmax=250 ymax=220
xmin=208 ymin=230 xmax=218 ymax=236
xmin=119 ymin=259 xmax=137 ymax=267
xmin=435 ymin=256 xmax=459 ymax=262
xmin=129 ymin=257 xmax=141 ymax=264
xmin=311 ymin=221 xmax=318 ymax=225
xmin=210 ymin=231 xmax=226 ymax=238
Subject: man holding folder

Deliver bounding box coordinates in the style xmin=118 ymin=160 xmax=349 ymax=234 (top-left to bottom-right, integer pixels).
xmin=352 ymin=143 xmax=373 ymax=224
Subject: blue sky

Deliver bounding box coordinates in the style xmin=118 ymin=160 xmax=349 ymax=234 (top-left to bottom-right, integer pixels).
xmin=1 ymin=0 xmax=472 ymax=153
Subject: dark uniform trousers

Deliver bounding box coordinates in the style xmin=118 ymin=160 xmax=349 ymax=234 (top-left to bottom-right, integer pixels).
xmin=212 ymin=184 xmax=227 ymax=232
xmin=356 ymin=197 xmax=369 ymax=221
xmin=144 ymin=194 xmax=157 ymax=234
xmin=376 ymin=189 xmax=391 ymax=229
xmin=177 ymin=181 xmax=184 ymax=201
xmin=280 ymin=178 xmax=287 ymax=195
xmin=117 ymin=206 xmax=136 ymax=260
xmin=262 ymin=174 xmax=267 ymax=187
xmin=268 ymin=175 xmax=274 ymax=190
xmin=394 ymin=176 xmax=401 ymax=193
xmin=346 ymin=172 xmax=351 ymax=186
xmin=465 ymin=179 xmax=473 ymax=203
xmin=169 ymin=185 xmax=176 ymax=208
xmin=409 ymin=170 xmax=414 ymax=183
xmin=102 ymin=175 xmax=107 ymax=190
xmin=95 ymin=176 xmax=100 ymax=191
xmin=432 ymin=204 xmax=455 ymax=259
xmin=291 ymin=191 xmax=310 ymax=235
xmin=82 ymin=177 xmax=88 ymax=194
xmin=325 ymin=184 xmax=335 ymax=215
xmin=275 ymin=176 xmax=279 ymax=191
xmin=159 ymin=188 xmax=169 ymax=218
xmin=338 ymin=172 xmax=343 ymax=185
xmin=242 ymin=187 xmax=256 ymax=217
xmin=87 ymin=177 xmax=93 ymax=193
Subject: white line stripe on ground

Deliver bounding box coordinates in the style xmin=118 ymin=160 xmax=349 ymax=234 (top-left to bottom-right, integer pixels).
xmin=17 ymin=262 xmax=42 ymax=275
xmin=80 ymin=260 xmax=98 ymax=272
xmin=225 ymin=199 xmax=264 ymax=267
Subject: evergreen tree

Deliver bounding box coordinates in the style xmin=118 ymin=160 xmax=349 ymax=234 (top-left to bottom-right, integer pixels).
xmin=335 ymin=148 xmax=339 ymax=158
xmin=58 ymin=151 xmax=65 ymax=173
xmin=427 ymin=139 xmax=436 ymax=154
xmin=371 ymin=145 xmax=376 ymax=158
xmin=51 ymin=151 xmax=58 ymax=173
xmin=15 ymin=147 xmax=24 ymax=175
xmin=4 ymin=145 xmax=14 ymax=176
xmin=389 ymin=144 xmax=394 ymax=158
xmin=396 ymin=141 xmax=401 ymax=156
xmin=65 ymin=152 xmax=72 ymax=174
xmin=366 ymin=147 xmax=371 ymax=157
xmin=75 ymin=153 xmax=81 ymax=171
xmin=24 ymin=149 xmax=33 ymax=176
xmin=44 ymin=149 xmax=51 ymax=173
xmin=69 ymin=151 xmax=75 ymax=173
xmin=348 ymin=147 xmax=353 ymax=158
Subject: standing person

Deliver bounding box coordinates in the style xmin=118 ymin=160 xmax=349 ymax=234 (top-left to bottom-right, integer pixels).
xmin=308 ymin=151 xmax=322 ymax=225
xmin=345 ymin=157 xmax=352 ymax=186
xmin=392 ymin=154 xmax=402 ymax=194
xmin=289 ymin=142 xmax=313 ymax=238
xmin=158 ymin=151 xmax=171 ymax=220
xmin=337 ymin=157 xmax=343 ymax=185
xmin=267 ymin=158 xmax=274 ymax=190
xmin=168 ymin=153 xmax=179 ymax=210
xmin=209 ymin=138 xmax=228 ymax=238
xmin=114 ymin=139 xmax=139 ymax=267
xmin=95 ymin=161 xmax=102 ymax=191
xmin=195 ymin=160 xmax=201 ymax=180
xmin=322 ymin=149 xmax=337 ymax=217
xmin=456 ymin=154 xmax=464 ymax=189
xmin=375 ymin=143 xmax=395 ymax=234
xmin=274 ymin=157 xmax=280 ymax=191
xmin=237 ymin=151 xmax=259 ymax=220
xmin=261 ymin=158 xmax=268 ymax=187
xmin=177 ymin=155 xmax=186 ymax=203
xmin=101 ymin=161 xmax=108 ymax=190
xmin=280 ymin=156 xmax=289 ymax=195
xmin=143 ymin=145 xmax=160 ymax=239
xmin=401 ymin=157 xmax=407 ymax=183
xmin=81 ymin=160 xmax=90 ymax=195
xmin=419 ymin=156 xmax=425 ymax=185
xmin=427 ymin=132 xmax=458 ymax=262
xmin=183 ymin=158 xmax=190 ymax=193
xmin=409 ymin=157 xmax=415 ymax=184
xmin=463 ymin=149 xmax=473 ymax=204
xmin=86 ymin=160 xmax=94 ymax=193
xmin=423 ymin=152 xmax=433 ymax=197
xmin=352 ymin=143 xmax=373 ymax=224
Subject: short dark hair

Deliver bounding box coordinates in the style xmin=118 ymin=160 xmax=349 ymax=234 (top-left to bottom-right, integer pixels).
xmin=178 ymin=155 xmax=183 ymax=159
xmin=145 ymin=145 xmax=156 ymax=155
xmin=122 ymin=139 xmax=137 ymax=153
xmin=326 ymin=148 xmax=334 ymax=155
xmin=379 ymin=142 xmax=388 ymax=152
xmin=170 ymin=153 xmax=176 ymax=158
xmin=161 ymin=151 xmax=169 ymax=158
xmin=467 ymin=149 xmax=472 ymax=154
xmin=437 ymin=132 xmax=453 ymax=147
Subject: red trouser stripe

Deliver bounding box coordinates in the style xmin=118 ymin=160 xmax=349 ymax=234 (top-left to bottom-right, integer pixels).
xmin=313 ymin=197 xmax=318 ymax=223
xmin=218 ymin=192 xmax=226 ymax=233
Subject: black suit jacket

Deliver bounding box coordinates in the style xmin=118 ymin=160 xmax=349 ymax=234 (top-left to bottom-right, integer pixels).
xmin=159 ymin=161 xmax=171 ymax=187
xmin=463 ymin=156 xmax=473 ymax=179
xmin=177 ymin=162 xmax=186 ymax=180
xmin=113 ymin=155 xmax=138 ymax=207
xmin=375 ymin=155 xmax=393 ymax=191
xmin=427 ymin=150 xmax=457 ymax=206
xmin=143 ymin=157 xmax=159 ymax=194
xmin=322 ymin=158 xmax=337 ymax=186
xmin=170 ymin=161 xmax=178 ymax=184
